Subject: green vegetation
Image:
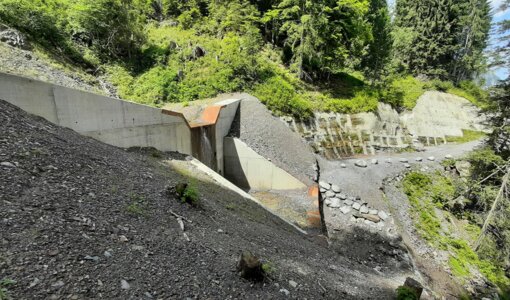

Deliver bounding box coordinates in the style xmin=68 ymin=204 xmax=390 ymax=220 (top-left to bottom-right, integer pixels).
xmin=0 ymin=0 xmax=489 ymax=117
xmin=0 ymin=278 xmax=15 ymax=300
xmin=446 ymin=130 xmax=486 ymax=144
xmin=403 ymin=169 xmax=510 ymax=292
xmin=126 ymin=193 xmax=147 ymax=216
xmin=179 ymin=181 xmax=200 ymax=206
xmin=396 ymin=285 xmax=418 ymax=300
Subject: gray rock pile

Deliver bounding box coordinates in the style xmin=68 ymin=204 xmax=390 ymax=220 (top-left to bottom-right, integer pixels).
xmin=319 ymin=181 xmax=391 ymax=229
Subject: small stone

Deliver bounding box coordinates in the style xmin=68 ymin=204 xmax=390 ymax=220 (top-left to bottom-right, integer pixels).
xmin=352 ymin=203 xmax=361 ymax=210
xmin=121 ymin=279 xmax=130 ymax=290
xmin=329 ymin=198 xmax=341 ymax=208
xmin=119 ymin=235 xmax=128 ymax=242
xmin=325 ymin=191 xmax=336 ymax=198
xmin=404 ymin=163 xmax=411 ymax=168
xmin=386 ymin=158 xmax=392 ymax=164
xmin=355 ymin=160 xmax=368 ymax=168
xmin=338 ymin=193 xmax=347 ymax=200
xmin=369 ymin=209 xmax=378 ymax=215
xmin=319 ymin=188 xmax=326 ymax=193
xmin=289 ymin=280 xmax=298 ymax=288
xmin=104 ymin=250 xmax=112 ymax=258
xmin=445 ymin=154 xmax=453 ymax=159
xmin=144 ymin=292 xmax=154 ymax=298
xmin=319 ymin=181 xmax=330 ymax=190
xmin=217 ymin=229 xmax=224 ymax=233
xmin=360 ymin=206 xmax=369 ymax=214
xmin=399 ymin=158 xmax=408 ymax=163
xmin=331 ymin=184 xmax=341 ymax=193
xmin=0 ymin=162 xmax=16 ymax=168
xmin=84 ymin=255 xmax=100 ymax=262
xmin=280 ymin=288 xmax=290 ymax=296
xmin=340 ymin=163 xmax=347 ymax=168
xmin=427 ymin=156 xmax=436 ymax=161
xmin=371 ymin=159 xmax=378 ymax=165
xmin=378 ymin=211 xmax=389 ymax=220
xmin=339 ymin=206 xmax=351 ymax=214
xmin=362 ymin=214 xmax=381 ymax=223
xmin=29 ymin=278 xmax=40 ymax=288
xmin=52 ymin=280 xmax=65 ymax=288
xmin=415 ymin=157 xmax=423 ymax=162
xmin=344 ymin=199 xmax=353 ymax=206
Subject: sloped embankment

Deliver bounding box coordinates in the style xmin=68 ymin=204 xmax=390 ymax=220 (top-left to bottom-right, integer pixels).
xmin=0 ymin=100 xmax=396 ymax=299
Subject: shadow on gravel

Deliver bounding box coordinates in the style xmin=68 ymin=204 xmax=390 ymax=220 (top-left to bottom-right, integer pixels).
xmin=329 ymin=225 xmax=414 ymax=274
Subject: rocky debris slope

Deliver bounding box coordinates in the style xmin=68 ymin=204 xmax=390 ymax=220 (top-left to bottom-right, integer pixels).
xmin=0 ymin=100 xmax=398 ymax=299
xmin=0 ymin=37 xmax=112 ymax=96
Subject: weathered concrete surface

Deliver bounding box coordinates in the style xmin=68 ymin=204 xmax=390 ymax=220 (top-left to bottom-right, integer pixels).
xmin=214 ymin=99 xmax=240 ymax=176
xmin=224 ymin=137 xmax=307 ymax=191
xmin=0 ymin=72 xmax=192 ymax=154
xmin=285 ymin=91 xmax=484 ymax=159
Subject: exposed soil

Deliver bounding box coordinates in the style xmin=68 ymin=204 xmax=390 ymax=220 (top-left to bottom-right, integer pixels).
xmin=0 ymin=100 xmax=399 ymax=299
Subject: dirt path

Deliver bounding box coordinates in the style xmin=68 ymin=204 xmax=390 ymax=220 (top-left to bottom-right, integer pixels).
xmin=319 ymin=140 xmax=481 ymax=211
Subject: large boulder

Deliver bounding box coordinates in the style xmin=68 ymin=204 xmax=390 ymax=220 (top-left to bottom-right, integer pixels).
xmin=0 ymin=24 xmax=30 ymax=50
xmin=454 ymin=160 xmax=471 ymax=178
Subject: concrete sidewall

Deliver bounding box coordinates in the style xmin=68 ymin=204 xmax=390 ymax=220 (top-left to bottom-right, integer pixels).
xmin=0 ymin=72 xmax=192 ymax=154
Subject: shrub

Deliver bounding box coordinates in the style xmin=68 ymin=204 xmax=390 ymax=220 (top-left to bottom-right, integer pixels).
xmin=396 ymin=286 xmax=418 ymax=300
xmin=252 ymin=76 xmax=313 ymax=119
xmin=180 ymin=181 xmax=200 ymax=206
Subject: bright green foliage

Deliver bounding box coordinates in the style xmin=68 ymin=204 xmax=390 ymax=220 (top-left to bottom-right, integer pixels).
xmin=262 ymin=0 xmax=371 ymax=79
xmin=393 ymin=0 xmax=491 ymax=82
xmin=396 ymin=286 xmax=418 ymax=300
xmin=0 ymin=278 xmax=16 ymax=300
xmin=361 ymin=0 xmax=392 ymax=82
xmin=67 ymin=0 xmax=145 ymax=59
xmin=0 ymin=0 xmax=489 ymax=116
xmin=402 ymin=170 xmax=510 ymax=291
xmin=445 ymin=130 xmax=486 ymax=144
xmin=181 ymin=181 xmax=199 ymax=206
xmin=252 ymin=76 xmax=313 ymax=118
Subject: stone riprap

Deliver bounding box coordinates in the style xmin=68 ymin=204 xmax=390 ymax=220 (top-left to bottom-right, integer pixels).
xmin=319 ymin=180 xmax=391 ymax=230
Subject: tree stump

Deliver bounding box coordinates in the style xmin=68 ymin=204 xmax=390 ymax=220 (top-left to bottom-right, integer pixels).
xmin=404 ymin=277 xmax=423 ymax=299
xmin=237 ymin=251 xmax=263 ymax=281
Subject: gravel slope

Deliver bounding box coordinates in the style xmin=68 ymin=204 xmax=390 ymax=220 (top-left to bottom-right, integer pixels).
xmin=0 ymin=100 xmax=399 ymax=299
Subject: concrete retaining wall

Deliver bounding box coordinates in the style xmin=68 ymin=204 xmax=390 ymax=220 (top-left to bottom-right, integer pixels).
xmin=224 ymin=137 xmax=306 ymax=191
xmin=214 ymin=99 xmax=240 ymax=176
xmin=0 ymin=72 xmax=192 ymax=154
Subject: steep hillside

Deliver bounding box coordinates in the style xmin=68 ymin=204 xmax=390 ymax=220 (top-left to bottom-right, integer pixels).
xmin=0 ymin=99 xmax=402 ymax=299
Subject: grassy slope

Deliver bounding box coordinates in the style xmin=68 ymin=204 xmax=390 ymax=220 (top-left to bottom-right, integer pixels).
xmin=402 ymin=171 xmax=510 ymax=295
